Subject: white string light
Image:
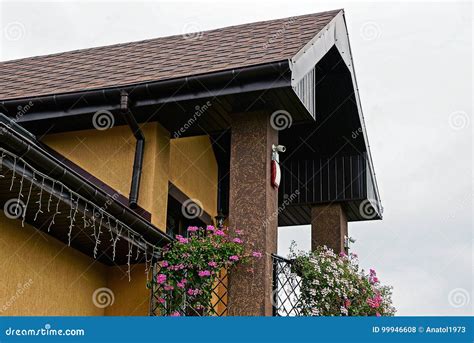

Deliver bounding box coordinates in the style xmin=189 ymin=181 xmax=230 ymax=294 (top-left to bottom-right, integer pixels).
xmin=0 ymin=147 xmax=161 ymax=276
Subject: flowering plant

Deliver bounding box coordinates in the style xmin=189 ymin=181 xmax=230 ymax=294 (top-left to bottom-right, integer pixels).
xmin=151 ymin=225 xmax=261 ymax=316
xmin=290 ymin=243 xmax=395 ymax=316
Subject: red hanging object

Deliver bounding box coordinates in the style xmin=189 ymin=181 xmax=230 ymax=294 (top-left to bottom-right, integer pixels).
xmin=271 ymin=160 xmax=281 ymax=189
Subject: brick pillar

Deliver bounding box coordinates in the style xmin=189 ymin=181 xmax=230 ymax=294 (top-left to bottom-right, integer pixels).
xmin=227 ymin=112 xmax=278 ymax=316
xmin=311 ymin=204 xmax=348 ymax=254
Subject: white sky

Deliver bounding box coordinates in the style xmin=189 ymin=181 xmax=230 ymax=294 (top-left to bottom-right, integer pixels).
xmin=1 ymin=0 xmax=472 ymax=316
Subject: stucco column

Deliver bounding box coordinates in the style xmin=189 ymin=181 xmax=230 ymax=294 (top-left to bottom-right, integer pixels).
xmin=227 ymin=111 xmax=278 ymax=316
xmin=311 ymin=204 xmax=348 ymax=254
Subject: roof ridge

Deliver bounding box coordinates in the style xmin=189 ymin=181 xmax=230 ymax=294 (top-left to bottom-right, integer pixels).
xmin=0 ymin=9 xmax=342 ymax=64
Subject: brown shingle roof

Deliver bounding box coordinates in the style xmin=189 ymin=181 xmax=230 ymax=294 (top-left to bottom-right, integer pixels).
xmin=0 ymin=10 xmax=340 ymax=101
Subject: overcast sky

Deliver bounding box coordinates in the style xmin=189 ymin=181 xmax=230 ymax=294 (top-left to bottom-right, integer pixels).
xmin=1 ymin=0 xmax=472 ymax=316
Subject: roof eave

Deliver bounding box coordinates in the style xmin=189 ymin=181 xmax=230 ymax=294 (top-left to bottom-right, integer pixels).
xmin=0 ymin=113 xmax=173 ymax=247
xmin=289 ymin=10 xmax=383 ymax=216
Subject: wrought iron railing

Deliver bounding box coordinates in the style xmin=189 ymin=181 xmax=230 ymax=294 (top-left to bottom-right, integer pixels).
xmin=272 ymin=254 xmax=302 ymax=316
xmin=149 ymin=263 xmax=228 ymax=316
xmin=150 ymin=255 xmax=302 ymax=316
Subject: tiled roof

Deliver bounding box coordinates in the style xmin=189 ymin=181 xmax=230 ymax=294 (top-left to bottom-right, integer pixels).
xmin=0 ymin=10 xmax=340 ymax=100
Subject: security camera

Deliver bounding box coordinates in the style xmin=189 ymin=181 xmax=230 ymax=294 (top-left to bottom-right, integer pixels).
xmin=272 ymin=144 xmax=286 ymax=153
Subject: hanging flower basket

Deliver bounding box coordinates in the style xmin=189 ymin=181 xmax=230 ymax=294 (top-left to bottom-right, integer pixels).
xmin=149 ymin=225 xmax=261 ymax=316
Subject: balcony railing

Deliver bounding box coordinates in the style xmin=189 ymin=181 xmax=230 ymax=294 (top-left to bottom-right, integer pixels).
xmin=272 ymin=254 xmax=302 ymax=316
xmin=149 ymin=255 xmax=302 ymax=316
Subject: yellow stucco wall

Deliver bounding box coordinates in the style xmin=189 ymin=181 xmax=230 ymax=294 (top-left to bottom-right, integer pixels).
xmin=43 ymin=127 xmax=218 ymax=227
xmin=42 ymin=122 xmax=170 ymax=230
xmin=0 ymin=213 xmax=156 ymax=316
xmin=104 ymin=264 xmax=150 ymax=316
xmin=0 ymin=214 xmax=106 ymax=316
xmin=169 ymin=136 xmax=218 ymax=218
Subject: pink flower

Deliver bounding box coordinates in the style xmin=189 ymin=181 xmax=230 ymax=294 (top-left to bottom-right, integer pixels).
xmin=235 ymin=229 xmax=244 ymax=235
xmin=252 ymin=251 xmax=263 ymax=258
xmin=232 ymin=238 xmax=243 ymax=244
xmin=164 ymin=285 xmax=174 ymax=291
xmin=376 ymin=312 xmax=381 ymax=317
xmin=187 ymin=288 xmax=200 ymax=296
xmin=368 ymin=268 xmax=379 ymax=284
xmin=177 ymin=278 xmax=187 ymax=288
xmin=187 ymin=226 xmax=199 ymax=232
xmin=157 ymin=274 xmax=167 ymax=284
xmin=367 ymin=294 xmax=382 ymax=309
xmin=162 ymin=261 xmax=169 ymax=267
xmin=198 ymin=270 xmax=211 ymax=277
xmin=344 ymin=299 xmax=351 ymax=308
xmin=169 ymin=263 xmax=185 ymax=271
xmin=170 ymin=311 xmax=181 ymax=317
xmin=214 ymin=230 xmax=225 ymax=236
xmin=339 ymin=251 xmax=347 ymax=257
xmin=208 ymin=261 xmax=218 ymax=268
xmin=206 ymin=225 xmax=215 ymax=231
xmin=158 ymin=297 xmax=165 ymax=304
xmin=176 ymin=235 xmax=189 ymax=244
xmin=229 ymin=255 xmax=239 ymax=261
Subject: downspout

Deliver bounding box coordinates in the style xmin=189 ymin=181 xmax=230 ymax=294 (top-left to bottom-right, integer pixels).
xmin=120 ymin=90 xmax=144 ymax=209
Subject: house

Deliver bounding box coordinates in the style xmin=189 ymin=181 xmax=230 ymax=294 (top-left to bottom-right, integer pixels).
xmin=0 ymin=9 xmax=382 ymax=316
